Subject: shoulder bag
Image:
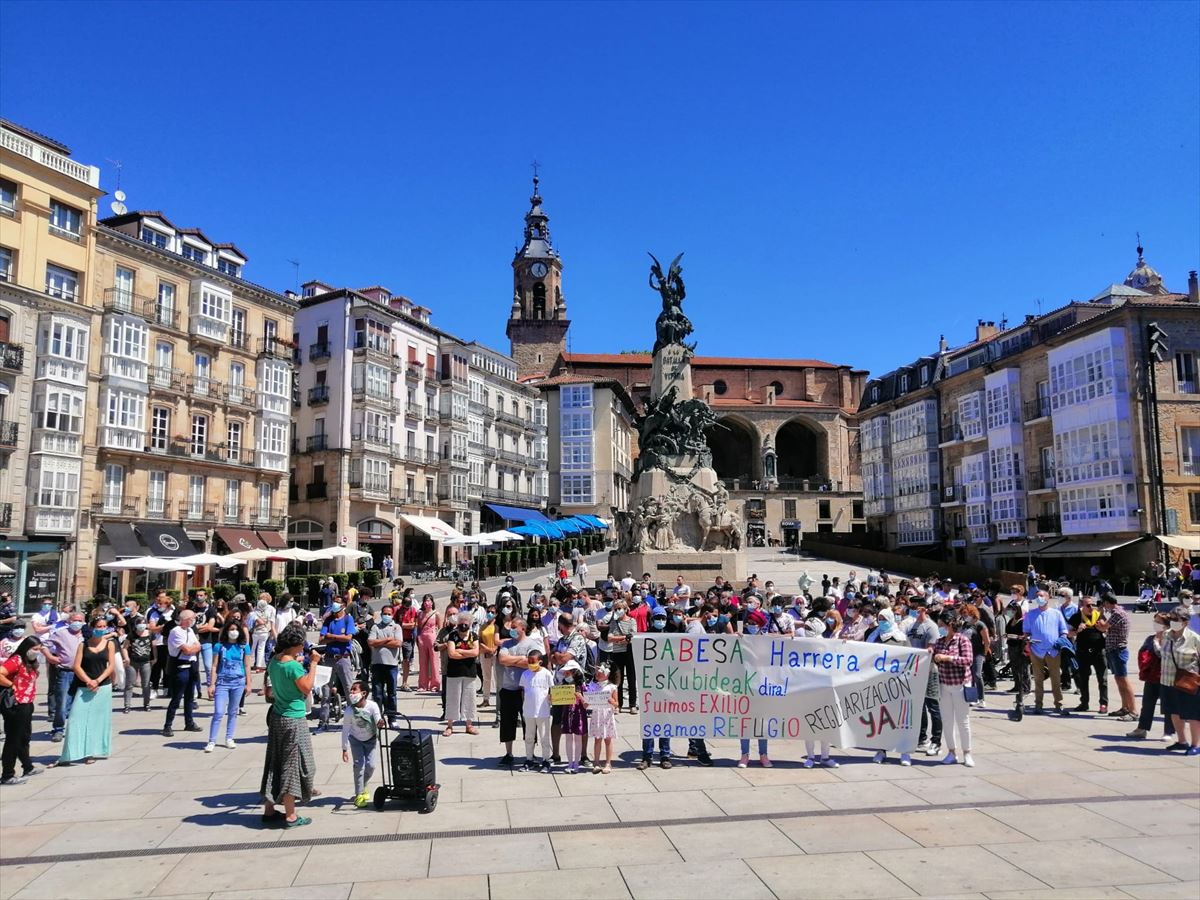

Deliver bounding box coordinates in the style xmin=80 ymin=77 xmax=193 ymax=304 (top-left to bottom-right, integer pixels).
xmin=1173 ymin=645 xmax=1200 ymax=695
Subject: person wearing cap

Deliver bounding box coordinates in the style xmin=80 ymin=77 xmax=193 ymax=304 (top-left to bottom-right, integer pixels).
xmin=637 ymin=608 xmax=678 ymax=769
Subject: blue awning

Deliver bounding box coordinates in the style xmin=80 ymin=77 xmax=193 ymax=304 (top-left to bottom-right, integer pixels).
xmin=554 ymin=518 xmax=583 ymax=534
xmin=511 ymin=521 xmax=565 ymax=539
xmin=484 ymin=502 xmax=550 ymax=523
xmin=581 ymin=515 xmax=609 ymax=529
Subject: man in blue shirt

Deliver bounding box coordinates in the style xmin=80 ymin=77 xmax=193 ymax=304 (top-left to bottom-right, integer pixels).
xmin=1023 ymin=591 xmax=1069 ymax=715
xmin=318 ymin=600 xmax=356 ymax=730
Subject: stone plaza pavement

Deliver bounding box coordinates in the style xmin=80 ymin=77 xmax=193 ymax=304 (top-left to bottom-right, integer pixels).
xmin=1 ymin=549 xmax=1198 ymax=899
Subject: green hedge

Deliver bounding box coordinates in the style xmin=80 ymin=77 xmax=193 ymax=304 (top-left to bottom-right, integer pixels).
xmin=123 ymin=592 xmax=147 ymax=605
xmin=239 ymin=581 xmax=261 ymax=599
xmin=286 ymin=576 xmax=307 ymax=597
xmin=363 ymin=569 xmax=382 ymax=588
xmin=330 ymin=572 xmax=349 ymax=593
xmin=165 ymin=589 xmax=182 ymax=603
xmin=261 ymin=578 xmax=287 ymax=599
xmin=212 ymin=583 xmax=235 ymax=602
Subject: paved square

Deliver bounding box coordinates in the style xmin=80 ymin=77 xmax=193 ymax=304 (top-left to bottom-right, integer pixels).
xmin=1 ymin=549 xmax=1198 ymax=899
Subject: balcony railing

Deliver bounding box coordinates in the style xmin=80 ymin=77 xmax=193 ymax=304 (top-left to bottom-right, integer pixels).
xmin=309 ymin=341 xmax=331 ymax=362
xmin=1035 ymin=513 xmax=1061 ymax=534
xmin=224 ymin=385 xmax=257 ymax=407
xmin=144 ymin=499 xmax=172 ymax=520
xmin=103 ymin=287 xmax=151 ymax=315
xmin=182 ymin=503 xmax=218 ymax=523
xmin=480 ymin=485 xmax=543 ymax=505
xmin=404 ymin=406 xmax=423 ymax=422
xmin=305 ymin=434 xmax=328 ymax=453
xmin=405 ymin=362 xmax=422 ymax=382
xmin=227 ymin=331 xmax=251 ymax=351
xmin=352 ymin=387 xmax=401 ymax=412
xmin=188 ymin=374 xmax=219 ymax=399
xmin=0 ymin=421 xmax=19 ymax=449
xmin=250 ymin=507 xmax=286 ymax=527
xmin=495 ymin=409 xmax=526 ymax=428
xmin=0 ymin=502 xmax=12 ymax=530
xmin=308 ymin=384 xmax=330 ymax=406
xmin=221 ymin=505 xmax=246 ymax=524
xmin=0 ymin=342 xmax=23 ymax=371
xmin=351 ymin=336 xmax=393 ymax=362
xmin=258 ymin=337 xmax=292 ymax=359
xmin=1027 ymin=468 xmax=1057 ymax=491
xmin=90 ymin=496 xmax=141 ymax=518
xmin=1024 ymin=397 xmax=1051 ymax=422
xmin=497 ymin=448 xmax=527 ymax=466
xmin=941 ymin=483 xmax=965 ymax=503
xmin=148 ymin=366 xmax=186 ymax=393
xmin=306 ymin=482 xmax=328 ymax=500
xmin=403 ymin=447 xmax=435 ymax=466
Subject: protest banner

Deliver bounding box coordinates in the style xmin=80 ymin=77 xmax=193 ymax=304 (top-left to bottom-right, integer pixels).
xmin=634 ymin=634 xmax=931 ymax=752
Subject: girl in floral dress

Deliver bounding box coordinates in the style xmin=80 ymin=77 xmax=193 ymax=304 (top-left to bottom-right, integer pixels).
xmin=558 ymin=661 xmax=589 ymax=773
xmin=588 ymin=664 xmax=618 ymax=774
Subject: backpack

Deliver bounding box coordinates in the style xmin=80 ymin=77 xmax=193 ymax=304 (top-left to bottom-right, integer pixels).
xmin=581 ymin=638 xmax=600 ymax=680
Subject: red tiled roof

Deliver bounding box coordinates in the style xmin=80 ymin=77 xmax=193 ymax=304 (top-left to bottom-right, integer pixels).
xmin=563 ymin=353 xmax=842 ymax=369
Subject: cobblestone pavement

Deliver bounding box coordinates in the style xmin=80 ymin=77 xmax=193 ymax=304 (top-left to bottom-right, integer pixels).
xmin=1 ymin=548 xmax=1197 ymax=899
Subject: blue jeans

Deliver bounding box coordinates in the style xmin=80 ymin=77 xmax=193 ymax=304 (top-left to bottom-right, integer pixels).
xmin=371 ymin=664 xmax=398 ymax=717
xmin=641 ymin=737 xmax=671 ymax=760
xmin=208 ymin=682 xmax=245 ymax=743
xmin=197 ymin=644 xmax=214 ymax=698
xmin=51 ymin=668 xmax=74 ymax=734
xmin=740 ymin=738 xmax=769 ymax=756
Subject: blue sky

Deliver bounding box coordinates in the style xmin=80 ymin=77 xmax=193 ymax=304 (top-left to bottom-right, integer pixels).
xmin=2 ymin=0 xmax=1197 ymax=374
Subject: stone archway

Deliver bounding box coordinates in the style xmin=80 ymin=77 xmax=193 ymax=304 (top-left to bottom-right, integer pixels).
xmin=705 ymin=415 xmax=760 ymax=486
xmin=775 ymin=417 xmax=828 ymax=485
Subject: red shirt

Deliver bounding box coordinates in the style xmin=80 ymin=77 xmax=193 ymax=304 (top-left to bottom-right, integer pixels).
xmin=629 ymin=602 xmax=651 ymax=632
xmin=399 ymin=607 xmax=418 ymax=638
xmin=1 ymin=655 xmax=37 ymax=704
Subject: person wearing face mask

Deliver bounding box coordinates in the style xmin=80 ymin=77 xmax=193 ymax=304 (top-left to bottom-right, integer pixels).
xmin=0 ymin=637 xmax=55 ymax=783
xmin=414 ymin=594 xmax=441 ymax=694
xmin=1097 ymin=594 xmax=1137 ymax=721
xmin=0 ymin=619 xmax=26 ymax=663
xmin=550 ymin=613 xmax=591 ymax=763
xmin=1068 ymin=596 xmax=1108 ymax=714
xmin=1159 ymin=605 xmax=1200 ymax=754
xmin=29 ymin=599 xmax=60 ymax=638
xmin=764 ymin=599 xmax=795 ymax=636
xmin=147 ymin=591 xmax=175 ymax=698
xmin=163 ymin=610 xmax=203 ymax=738
xmin=598 ymin=597 xmax=638 ymax=713
xmin=479 ymin=604 xmax=499 ymax=716
xmin=43 ymin=613 xmax=87 ymax=741
xmin=59 ymin=615 xmax=117 ymax=765
xmin=318 ymin=600 xmax=359 ymax=731
xmin=1128 ymin=614 xmax=1176 ymax=741
xmin=443 ymin=614 xmax=481 ymax=737
xmin=636 ymin=610 xmax=677 ymax=770
xmin=837 ymin=601 xmax=868 ymax=641
xmin=1022 ymin=591 xmax=1070 ymax=716
xmin=341 ymin=680 xmax=385 ymax=808
xmin=368 ymin=605 xmax=403 ymax=723
xmin=192 ymin=590 xmax=218 ymax=699
xmin=931 ymin=612 xmax=975 ymax=767
xmin=497 ymin=617 xmax=541 ymax=766
xmin=125 ymin=618 xmax=154 ymax=713
xmin=206 ymin=618 xmax=250 ymax=752
xmin=397 ymin=593 xmax=418 ymax=693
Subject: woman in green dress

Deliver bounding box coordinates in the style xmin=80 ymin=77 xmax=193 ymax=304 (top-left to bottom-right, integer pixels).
xmin=261 ymin=622 xmax=320 ymax=827
xmin=59 ymin=615 xmax=117 ymax=765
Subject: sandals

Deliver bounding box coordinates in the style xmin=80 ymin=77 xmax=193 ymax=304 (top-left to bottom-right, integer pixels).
xmin=465 ymin=725 xmax=479 ymax=735
xmin=442 ymin=726 xmax=454 ymax=736
xmin=284 ymin=815 xmax=312 ymax=828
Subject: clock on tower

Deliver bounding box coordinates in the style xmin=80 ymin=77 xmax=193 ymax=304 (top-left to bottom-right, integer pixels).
xmin=506 ymin=174 xmax=570 ymax=379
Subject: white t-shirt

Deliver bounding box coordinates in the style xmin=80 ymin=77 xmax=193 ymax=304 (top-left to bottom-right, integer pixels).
xmin=275 ymin=607 xmax=296 ymax=634
xmin=619 ymin=577 xmax=636 ymax=592
xmin=673 ymin=584 xmax=691 ymax=596
xmin=520 ymin=666 xmax=554 ymax=718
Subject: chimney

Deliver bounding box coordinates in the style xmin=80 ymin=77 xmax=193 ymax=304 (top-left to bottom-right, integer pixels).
xmin=1188 ymin=270 xmax=1199 ymax=303
xmin=975 ymin=320 xmax=1000 ymax=342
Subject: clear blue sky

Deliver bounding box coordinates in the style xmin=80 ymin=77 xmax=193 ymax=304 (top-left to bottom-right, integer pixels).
xmin=3 ymin=1 xmax=1197 ymax=374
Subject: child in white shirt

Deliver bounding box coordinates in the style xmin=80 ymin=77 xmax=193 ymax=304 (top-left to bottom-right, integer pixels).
xmin=519 ymin=649 xmax=555 ymax=771
xmin=341 ymin=680 xmax=385 ymax=807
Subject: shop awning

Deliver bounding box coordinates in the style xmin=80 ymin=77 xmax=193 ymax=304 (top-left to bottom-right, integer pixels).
xmin=134 ymin=523 xmax=198 ymax=558
xmin=256 ymin=530 xmax=287 ymax=550
xmin=979 ymin=538 xmax=1066 ymax=558
xmin=215 ymin=527 xmax=267 ymax=553
xmin=1038 ymin=536 xmax=1147 ymax=558
xmin=512 ymin=521 xmax=565 ymax=539
xmin=484 ymin=503 xmax=550 ymax=523
xmin=101 ymin=522 xmax=146 ymax=559
xmin=1157 ymin=534 xmax=1200 ymax=552
xmin=554 ymin=518 xmax=585 ymax=534
xmin=399 ymin=514 xmax=466 ymax=541
xmin=579 ymin=515 xmax=609 ymax=529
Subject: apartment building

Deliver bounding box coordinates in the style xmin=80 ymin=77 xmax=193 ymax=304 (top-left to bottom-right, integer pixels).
xmin=0 ymin=120 xmax=104 ymax=609
xmin=290 ymin=283 xmax=547 ymax=573
xmin=76 ymin=210 xmax=296 ymax=596
xmin=533 ymin=375 xmax=634 ymax=522
xmin=859 ymin=250 xmax=1200 ymax=579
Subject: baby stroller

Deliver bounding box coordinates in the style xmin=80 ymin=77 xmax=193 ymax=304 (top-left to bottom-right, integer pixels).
xmin=373 ymin=712 xmax=439 ymax=813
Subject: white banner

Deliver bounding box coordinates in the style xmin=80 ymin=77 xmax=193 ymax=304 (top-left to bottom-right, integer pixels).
xmin=634 ymin=634 xmax=932 ymax=752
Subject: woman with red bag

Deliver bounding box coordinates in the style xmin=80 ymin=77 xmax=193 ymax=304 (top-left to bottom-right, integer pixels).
xmin=1160 ymin=606 xmax=1200 ymax=755
xmin=1127 ymin=614 xmax=1175 ymax=741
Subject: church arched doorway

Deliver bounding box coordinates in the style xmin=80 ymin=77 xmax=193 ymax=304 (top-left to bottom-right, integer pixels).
xmin=775 ymin=418 xmax=828 ymax=488
xmin=705 ymin=416 xmax=759 ymax=488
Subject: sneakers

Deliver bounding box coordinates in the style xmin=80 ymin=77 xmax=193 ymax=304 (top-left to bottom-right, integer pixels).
xmin=759 ymin=755 xmax=772 ymax=768
xmin=915 ymin=740 xmax=932 ymax=754
xmin=1126 ymin=728 xmax=1148 ymax=740
xmin=962 ymin=753 xmax=976 ymax=767
xmin=1107 ymin=708 xmax=1131 ymax=717
xmin=925 ymin=744 xmax=940 ymax=757
xmin=802 ymin=757 xmax=814 ymax=769
xmin=184 ymin=724 xmax=203 ymax=733
xmin=1098 ymin=704 xmax=1108 ymax=714
xmin=204 ymin=742 xmax=215 ymax=753
xmin=1166 ymin=741 xmax=1189 ymax=752
xmin=353 ymin=792 xmax=369 ymax=808
xmin=225 ymin=738 xmax=236 ymax=750
xmin=1186 ymin=747 xmax=1200 ymax=757
xmin=872 ymin=750 xmax=885 ymax=764
xmin=499 ymin=753 xmax=514 ymax=767
xmin=0 ymin=775 xmax=26 ymax=786
xmin=697 ymin=756 xmax=714 ymax=767
xmin=941 ymin=751 xmax=958 ymax=765
xmin=899 ymin=753 xmax=912 ymax=767
xmin=660 ymin=757 xmax=673 ymax=769
xmin=737 ymin=754 xmax=749 ymax=768
xmin=820 ymin=756 xmax=839 ymax=768
xmin=163 ymin=727 xmax=174 ymax=737
xmin=636 ymin=758 xmax=651 ymax=770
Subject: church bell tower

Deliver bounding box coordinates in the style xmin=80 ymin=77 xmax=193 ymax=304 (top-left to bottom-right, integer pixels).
xmin=507 ymin=174 xmax=569 ymax=379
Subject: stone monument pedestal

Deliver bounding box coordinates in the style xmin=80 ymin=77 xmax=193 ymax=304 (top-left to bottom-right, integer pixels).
xmin=608 ymin=548 xmax=746 ymax=586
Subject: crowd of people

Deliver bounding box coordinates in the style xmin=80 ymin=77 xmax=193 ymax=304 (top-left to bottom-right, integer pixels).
xmin=0 ymin=559 xmax=1198 ymax=826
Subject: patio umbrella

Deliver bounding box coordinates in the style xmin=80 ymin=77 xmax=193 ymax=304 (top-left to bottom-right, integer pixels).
xmin=311 ymin=547 xmax=373 ymax=561
xmin=229 ymin=548 xmax=283 ymax=562
xmin=175 ymin=553 xmax=245 ymax=568
xmin=443 ymin=536 xmax=494 ymax=547
xmin=0 ymin=561 xmax=14 ymax=575
xmin=480 ymin=530 xmax=524 ymax=542
xmin=99 ymin=556 xmax=196 ymax=573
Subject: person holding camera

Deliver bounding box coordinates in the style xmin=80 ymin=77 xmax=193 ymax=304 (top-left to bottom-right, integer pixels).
xmin=261 ymin=623 xmax=320 ymax=828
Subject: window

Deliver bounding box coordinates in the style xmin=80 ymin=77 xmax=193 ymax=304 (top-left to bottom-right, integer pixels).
xmin=188 ymin=475 xmax=205 ymax=516
xmin=38 ymin=390 xmax=84 ymax=433
xmin=42 ymin=318 xmax=87 ymax=361
xmin=852 ymin=500 xmax=864 ymax=518
xmin=257 ymin=482 xmax=272 ymax=520
xmin=194 ymin=352 xmax=212 ymax=395
xmin=48 ymin=201 xmax=82 ymax=239
xmin=228 ymin=362 xmax=246 ymax=402
xmin=140 ymin=228 xmax=168 ymax=249
xmin=561 ymin=441 xmax=593 ymax=469
xmin=231 ymin=308 xmax=246 ymax=344
xmin=112 ymin=266 xmax=135 ymax=308
xmin=818 ymin=499 xmax=831 ymax=519
xmin=561 ymin=412 xmax=591 ymax=439
xmin=770 ymin=380 xmax=784 ymax=398
xmin=561 ymin=473 xmax=593 ymax=504
xmin=217 ymin=258 xmax=241 ymax=278
xmin=227 ymin=420 xmax=243 ymax=462
xmin=45 ymin=264 xmax=79 ymax=301
xmin=260 ymin=419 xmax=288 ymax=455
xmin=0 ymin=178 xmax=15 ymax=215
xmin=0 ymin=246 xmax=12 ymax=282
xmin=191 ymin=414 xmax=208 ymax=455
xmin=1176 ymin=352 xmax=1197 ymax=394
xmin=985 ymin=383 xmax=1014 ymax=430
xmin=919 ymin=366 xmax=929 ymax=386
xmin=150 ymin=407 xmax=170 ymax=451
xmin=37 ymin=461 xmax=79 ymax=508
xmin=260 ymin=360 xmax=290 ymax=397
xmin=148 ymin=471 xmax=167 ymax=516
xmin=105 ymin=389 xmax=145 ymax=431
xmin=102 ymin=464 xmax=125 ymax=513
xmin=899 ymin=373 xmax=910 ymax=393
xmin=1050 ymin=345 xmax=1115 ymax=409
xmin=156 ymin=282 xmax=176 ymax=326
xmin=181 ymin=243 xmax=208 ymax=264
xmin=224 ymin=479 xmax=240 ymax=519
xmin=1182 ymin=427 xmax=1200 ymax=477
xmin=1190 ymin=492 xmax=1200 ymax=525
xmin=264 ymin=318 xmax=277 ymax=344
xmin=561 ymin=385 xmax=593 ymax=408
xmin=107 ymin=317 xmax=148 ymax=361
xmin=713 ymin=379 xmax=727 ymax=395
